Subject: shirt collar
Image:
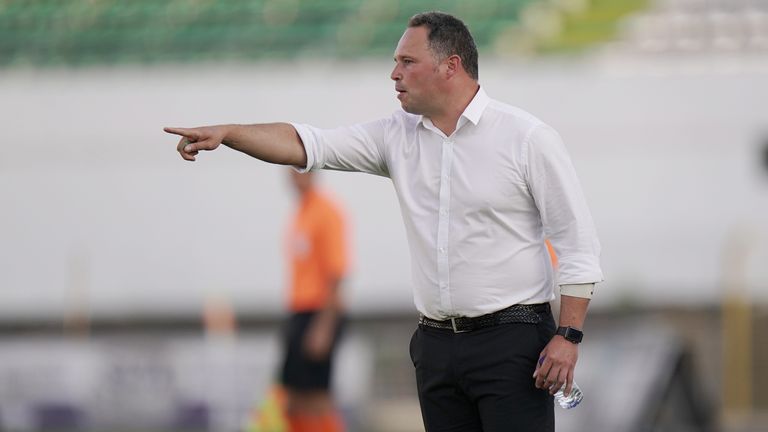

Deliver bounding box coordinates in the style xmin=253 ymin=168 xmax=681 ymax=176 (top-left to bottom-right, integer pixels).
xmin=417 ymin=85 xmax=490 ymax=129
xmin=461 ymin=86 xmax=490 ymax=126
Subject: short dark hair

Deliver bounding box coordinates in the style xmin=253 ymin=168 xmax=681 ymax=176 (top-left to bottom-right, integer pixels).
xmin=408 ymin=11 xmax=479 ymax=80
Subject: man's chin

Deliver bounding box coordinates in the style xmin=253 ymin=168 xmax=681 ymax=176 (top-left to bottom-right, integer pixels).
xmin=400 ymin=103 xmax=420 ymax=115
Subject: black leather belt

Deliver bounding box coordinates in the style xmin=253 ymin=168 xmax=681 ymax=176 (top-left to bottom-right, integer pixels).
xmin=418 ymin=303 xmax=549 ymax=333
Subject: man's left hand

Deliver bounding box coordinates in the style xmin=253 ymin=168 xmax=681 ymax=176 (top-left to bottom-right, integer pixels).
xmin=533 ymin=335 xmax=579 ymax=395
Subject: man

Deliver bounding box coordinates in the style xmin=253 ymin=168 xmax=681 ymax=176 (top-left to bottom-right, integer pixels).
xmin=280 ymin=169 xmax=348 ymax=432
xmin=165 ymin=11 xmax=602 ymax=432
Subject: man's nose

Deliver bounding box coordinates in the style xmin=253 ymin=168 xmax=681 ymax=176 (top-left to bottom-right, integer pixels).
xmin=390 ymin=64 xmax=400 ymax=81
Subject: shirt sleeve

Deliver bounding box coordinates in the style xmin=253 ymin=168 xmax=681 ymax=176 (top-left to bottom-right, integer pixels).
xmin=291 ymin=117 xmax=391 ymax=177
xmin=524 ymin=124 xmax=604 ymax=285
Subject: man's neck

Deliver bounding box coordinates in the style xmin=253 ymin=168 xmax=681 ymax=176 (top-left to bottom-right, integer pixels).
xmin=429 ymin=82 xmax=480 ymax=136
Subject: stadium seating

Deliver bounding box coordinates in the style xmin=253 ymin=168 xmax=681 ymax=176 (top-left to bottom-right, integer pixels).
xmin=6 ymin=0 xmax=732 ymax=65
xmin=0 ymin=0 xmax=539 ymax=66
xmin=615 ymin=0 xmax=768 ymax=53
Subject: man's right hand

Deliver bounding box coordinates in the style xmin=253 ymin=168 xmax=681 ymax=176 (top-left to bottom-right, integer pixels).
xmin=164 ymin=125 xmax=228 ymax=161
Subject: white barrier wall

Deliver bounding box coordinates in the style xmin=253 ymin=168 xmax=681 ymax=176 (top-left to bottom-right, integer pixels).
xmin=1 ymin=57 xmax=767 ymax=320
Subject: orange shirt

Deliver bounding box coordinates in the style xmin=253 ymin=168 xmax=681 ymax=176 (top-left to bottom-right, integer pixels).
xmin=286 ymin=189 xmax=349 ymax=312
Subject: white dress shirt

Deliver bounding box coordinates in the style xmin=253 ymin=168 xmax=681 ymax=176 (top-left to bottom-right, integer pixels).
xmin=292 ymin=87 xmax=603 ymax=320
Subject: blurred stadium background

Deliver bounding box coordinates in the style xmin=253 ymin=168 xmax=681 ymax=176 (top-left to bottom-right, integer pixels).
xmin=1 ymin=0 xmax=768 ymax=431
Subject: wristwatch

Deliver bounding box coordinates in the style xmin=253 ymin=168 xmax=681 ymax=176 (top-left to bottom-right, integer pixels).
xmin=556 ymin=326 xmax=583 ymax=344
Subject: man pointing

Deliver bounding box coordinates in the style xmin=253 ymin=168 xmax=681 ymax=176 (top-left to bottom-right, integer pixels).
xmin=166 ymin=11 xmax=602 ymax=432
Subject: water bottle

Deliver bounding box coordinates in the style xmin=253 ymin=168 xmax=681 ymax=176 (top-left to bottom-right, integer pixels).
xmin=553 ymin=382 xmax=583 ymax=409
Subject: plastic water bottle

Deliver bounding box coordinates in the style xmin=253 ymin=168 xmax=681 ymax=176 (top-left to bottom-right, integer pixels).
xmin=554 ymin=382 xmax=583 ymax=409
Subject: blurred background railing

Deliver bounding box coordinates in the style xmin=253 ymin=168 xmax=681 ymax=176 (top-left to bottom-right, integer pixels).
xmin=0 ymin=309 xmax=735 ymax=432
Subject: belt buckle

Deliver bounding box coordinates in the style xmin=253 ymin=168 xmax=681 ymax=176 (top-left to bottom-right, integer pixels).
xmin=450 ymin=317 xmax=469 ymax=333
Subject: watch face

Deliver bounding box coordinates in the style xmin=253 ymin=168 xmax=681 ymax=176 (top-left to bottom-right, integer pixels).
xmin=566 ymin=328 xmax=583 ymax=343
xmin=568 ymin=329 xmax=584 ymax=342
xmin=558 ymin=326 xmax=583 ymax=343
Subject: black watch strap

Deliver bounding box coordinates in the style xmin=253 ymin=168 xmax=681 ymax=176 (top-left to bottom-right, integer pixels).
xmin=556 ymin=326 xmax=583 ymax=344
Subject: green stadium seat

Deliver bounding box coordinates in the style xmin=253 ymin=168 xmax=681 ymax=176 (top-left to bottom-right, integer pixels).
xmin=0 ymin=0 xmax=550 ymax=66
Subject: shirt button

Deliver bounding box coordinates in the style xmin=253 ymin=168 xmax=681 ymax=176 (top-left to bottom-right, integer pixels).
xmin=439 ymin=247 xmax=446 ymax=254
xmin=440 ymin=283 xmax=447 ymax=289
xmin=439 ymin=209 xmax=448 ymax=216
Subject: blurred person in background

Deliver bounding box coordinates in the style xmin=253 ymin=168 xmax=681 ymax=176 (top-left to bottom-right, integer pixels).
xmin=165 ymin=11 xmax=602 ymax=432
xmin=280 ymin=169 xmax=349 ymax=432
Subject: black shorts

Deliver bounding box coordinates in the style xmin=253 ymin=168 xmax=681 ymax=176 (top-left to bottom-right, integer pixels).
xmin=280 ymin=311 xmax=345 ymax=391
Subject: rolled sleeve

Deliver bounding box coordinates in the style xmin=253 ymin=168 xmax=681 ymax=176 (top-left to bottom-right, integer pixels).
xmin=290 ymin=119 xmax=390 ymax=177
xmin=525 ymin=124 xmax=604 ymax=285
xmin=560 ymin=283 xmax=595 ymax=299
xmin=291 ymin=123 xmax=318 ymax=173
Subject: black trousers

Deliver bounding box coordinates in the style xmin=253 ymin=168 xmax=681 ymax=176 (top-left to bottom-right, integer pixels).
xmin=409 ymin=307 xmax=556 ymax=432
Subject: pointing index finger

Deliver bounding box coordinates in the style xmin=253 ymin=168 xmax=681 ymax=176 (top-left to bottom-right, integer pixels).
xmin=164 ymin=126 xmax=191 ymax=137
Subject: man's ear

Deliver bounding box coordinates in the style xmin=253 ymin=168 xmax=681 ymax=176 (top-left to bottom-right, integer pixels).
xmin=445 ymin=55 xmax=462 ymax=78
